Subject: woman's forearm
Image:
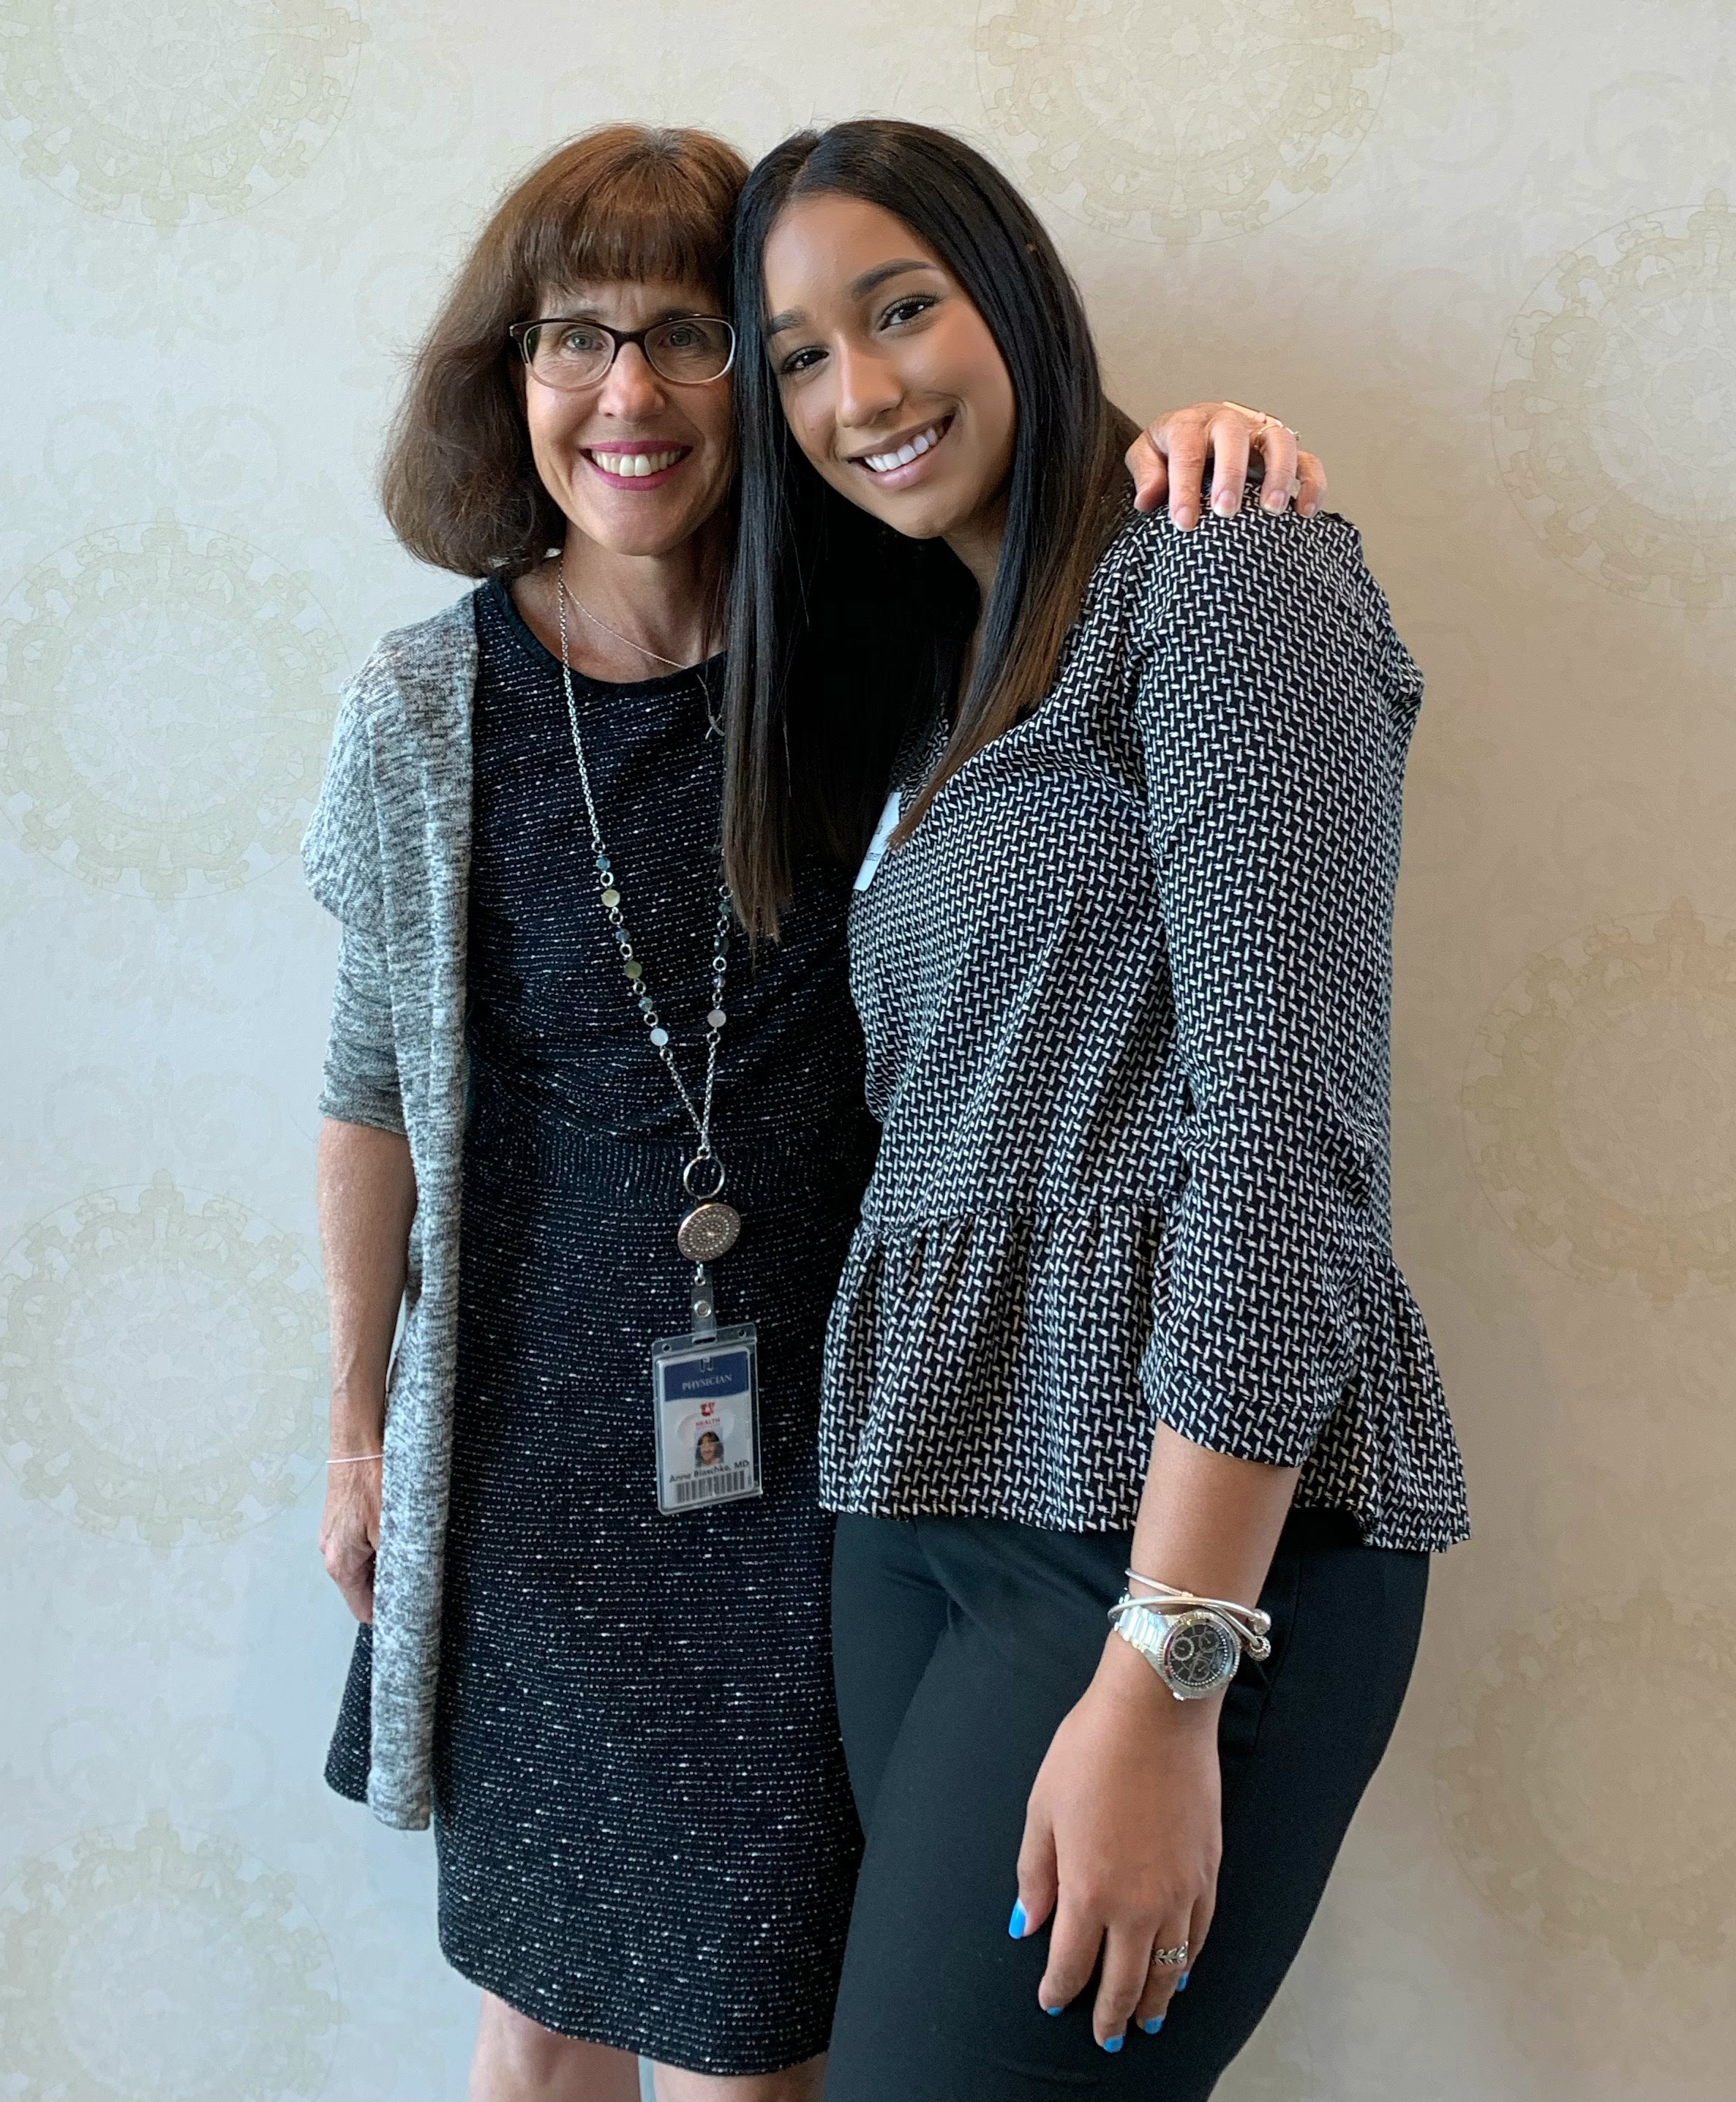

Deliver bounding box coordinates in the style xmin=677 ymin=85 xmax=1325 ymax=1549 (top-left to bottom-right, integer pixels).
xmin=317 ymin=1116 xmax=416 ymax=1453
xmin=1128 ymin=1424 xmax=1299 ymax=1610
xmin=1086 ymin=1425 xmax=1299 ymax=1726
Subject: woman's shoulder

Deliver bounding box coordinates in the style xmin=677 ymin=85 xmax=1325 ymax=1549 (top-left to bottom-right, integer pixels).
xmin=1091 ymin=488 xmax=1372 ymax=618
xmin=345 ymin=588 xmax=483 ymax=729
xmin=305 ymin=588 xmax=481 ymax=893
xmin=1076 ymin=492 xmax=1419 ymax=743
xmin=1086 ymin=493 xmax=1410 ymax=686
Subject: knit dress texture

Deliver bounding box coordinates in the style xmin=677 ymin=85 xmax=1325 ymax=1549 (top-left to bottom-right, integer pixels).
xmin=326 ymin=582 xmax=876 ymax=2073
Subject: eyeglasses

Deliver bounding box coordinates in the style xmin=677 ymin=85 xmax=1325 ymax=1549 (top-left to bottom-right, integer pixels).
xmin=508 ymin=315 xmax=737 ymax=390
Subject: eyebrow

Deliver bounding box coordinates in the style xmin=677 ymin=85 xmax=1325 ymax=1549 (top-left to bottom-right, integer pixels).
xmin=764 ymin=257 xmax=944 ymax=338
xmin=541 ymin=299 xmax=713 ymax=322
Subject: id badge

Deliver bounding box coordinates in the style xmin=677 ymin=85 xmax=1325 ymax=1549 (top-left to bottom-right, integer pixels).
xmin=650 ymin=1323 xmax=762 ymax=1514
xmin=854 ymin=789 xmax=902 ymax=892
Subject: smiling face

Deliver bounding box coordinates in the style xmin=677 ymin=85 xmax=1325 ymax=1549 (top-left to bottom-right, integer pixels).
xmin=762 ymin=194 xmax=1017 ymax=558
xmin=521 ymin=276 xmax=737 ymax=560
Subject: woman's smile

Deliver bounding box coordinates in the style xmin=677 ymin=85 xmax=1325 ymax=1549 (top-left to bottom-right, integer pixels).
xmin=582 ymin=440 xmax=694 ymax=487
xmin=848 ymin=412 xmax=955 ymax=487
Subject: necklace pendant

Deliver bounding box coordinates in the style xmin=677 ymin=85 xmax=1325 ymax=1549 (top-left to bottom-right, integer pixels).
xmin=677 ymin=1200 xmax=742 ymax=1264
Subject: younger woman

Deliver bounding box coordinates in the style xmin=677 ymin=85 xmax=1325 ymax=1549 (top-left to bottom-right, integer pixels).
xmin=726 ymin=121 xmax=1469 ymax=2100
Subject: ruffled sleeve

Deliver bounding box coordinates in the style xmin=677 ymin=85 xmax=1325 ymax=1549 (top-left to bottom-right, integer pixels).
xmin=1130 ymin=508 xmax=1422 ymax=1467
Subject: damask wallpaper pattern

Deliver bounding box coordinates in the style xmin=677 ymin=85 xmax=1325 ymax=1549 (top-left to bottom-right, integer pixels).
xmin=1 ymin=4 xmax=1731 ymax=2098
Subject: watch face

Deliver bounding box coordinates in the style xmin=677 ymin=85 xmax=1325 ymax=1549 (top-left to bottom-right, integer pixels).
xmin=1159 ymin=1610 xmax=1241 ymax=1698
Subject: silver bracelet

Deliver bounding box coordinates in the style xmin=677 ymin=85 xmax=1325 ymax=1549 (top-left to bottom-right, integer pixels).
xmin=1124 ymin=1569 xmax=1271 ymax=1656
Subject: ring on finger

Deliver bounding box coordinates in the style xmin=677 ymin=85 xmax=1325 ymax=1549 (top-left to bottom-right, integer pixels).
xmin=1149 ymin=1942 xmax=1190 ymax=1970
xmin=1221 ymin=399 xmax=1299 ymax=445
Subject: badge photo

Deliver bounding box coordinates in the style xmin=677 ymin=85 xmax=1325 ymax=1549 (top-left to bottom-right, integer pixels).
xmin=682 ymin=1400 xmax=737 ymax=1468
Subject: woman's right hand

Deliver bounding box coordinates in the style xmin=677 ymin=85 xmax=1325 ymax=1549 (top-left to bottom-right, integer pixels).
xmin=319 ymin=1457 xmax=382 ymax=1623
xmin=1013 ymin=1633 xmax=1222 ymax=2049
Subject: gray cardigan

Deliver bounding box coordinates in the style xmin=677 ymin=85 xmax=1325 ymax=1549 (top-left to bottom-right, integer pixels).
xmin=303 ymin=593 xmax=479 ymax=1830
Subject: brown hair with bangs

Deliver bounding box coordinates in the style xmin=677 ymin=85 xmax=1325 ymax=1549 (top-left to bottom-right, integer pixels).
xmin=381 ymin=124 xmax=749 ymax=579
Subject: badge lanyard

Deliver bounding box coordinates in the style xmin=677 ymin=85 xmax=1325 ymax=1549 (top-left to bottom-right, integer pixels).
xmin=555 ymin=577 xmax=762 ymax=1514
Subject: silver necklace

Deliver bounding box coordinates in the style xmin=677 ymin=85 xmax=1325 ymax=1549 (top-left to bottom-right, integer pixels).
xmin=563 ymin=582 xmax=693 ymax=672
xmin=556 ymin=577 xmax=742 ymax=1269
xmin=559 ymin=565 xmax=724 ymax=736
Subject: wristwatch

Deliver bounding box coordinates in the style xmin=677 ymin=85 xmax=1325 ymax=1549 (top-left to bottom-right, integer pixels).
xmin=1113 ymin=1598 xmax=1243 ymax=1701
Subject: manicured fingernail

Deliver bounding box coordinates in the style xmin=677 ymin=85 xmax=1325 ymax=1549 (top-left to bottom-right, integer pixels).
xmin=1173 ymin=506 xmax=1196 ymax=528
xmin=1102 ymin=2032 xmax=1125 ymax=2053
xmin=1213 ymin=492 xmax=1235 ymax=514
xmin=1044 ymin=2004 xmax=1064 ymax=2017
xmin=1008 ymin=1902 xmax=1027 ymax=1938
xmin=1299 ymin=501 xmax=1317 ymax=517
xmin=1177 ymin=1970 xmax=1190 ymax=1991
xmin=1143 ymin=2016 xmax=1165 ymax=2033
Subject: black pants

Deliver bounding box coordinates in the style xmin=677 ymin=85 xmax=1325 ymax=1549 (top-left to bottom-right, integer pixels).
xmin=824 ymin=1509 xmax=1428 ymax=2100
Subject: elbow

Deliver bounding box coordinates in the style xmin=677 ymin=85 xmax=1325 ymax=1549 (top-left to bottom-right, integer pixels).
xmin=318 ymin=1073 xmax=407 ymax=1139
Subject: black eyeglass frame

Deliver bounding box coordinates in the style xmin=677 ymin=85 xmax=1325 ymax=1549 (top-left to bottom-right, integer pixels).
xmin=507 ymin=315 xmax=738 ymax=388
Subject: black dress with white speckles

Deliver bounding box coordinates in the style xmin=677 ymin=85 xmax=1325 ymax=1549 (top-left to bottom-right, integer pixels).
xmin=326 ymin=580 xmax=876 ymax=2074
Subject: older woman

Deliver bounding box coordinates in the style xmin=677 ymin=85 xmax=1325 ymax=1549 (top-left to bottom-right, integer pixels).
xmin=305 ymin=123 xmax=1330 ymax=2102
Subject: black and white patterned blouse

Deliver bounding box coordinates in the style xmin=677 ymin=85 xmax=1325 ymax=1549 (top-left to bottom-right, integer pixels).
xmin=822 ymin=502 xmax=1469 ymax=1555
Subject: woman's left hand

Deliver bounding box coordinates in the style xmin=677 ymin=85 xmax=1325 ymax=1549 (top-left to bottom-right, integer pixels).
xmin=1012 ymin=1633 xmax=1222 ymax=2051
xmin=1126 ymin=401 xmax=1327 ymax=528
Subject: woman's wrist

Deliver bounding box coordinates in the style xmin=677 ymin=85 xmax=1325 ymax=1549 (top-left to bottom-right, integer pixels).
xmin=1095 ymin=1629 xmax=1222 ymax=1727
xmin=327 ymin=1391 xmax=386 ymax=1454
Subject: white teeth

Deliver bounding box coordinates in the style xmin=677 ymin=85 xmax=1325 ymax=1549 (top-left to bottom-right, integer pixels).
xmin=593 ymin=448 xmax=682 ymax=477
xmin=863 ymin=421 xmax=945 ymax=473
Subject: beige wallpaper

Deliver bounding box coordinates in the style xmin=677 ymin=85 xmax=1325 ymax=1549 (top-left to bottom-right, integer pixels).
xmin=2 ymin=4 xmax=1732 ymax=2097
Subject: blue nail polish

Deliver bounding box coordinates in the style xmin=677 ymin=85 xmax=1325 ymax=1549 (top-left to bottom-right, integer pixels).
xmin=1102 ymin=2033 xmax=1124 ymax=2054
xmin=1143 ymin=2016 xmax=1165 ymax=2034
xmin=1008 ymin=1901 xmax=1026 ymax=1939
xmin=1044 ymin=2005 xmax=1064 ymax=2018
xmin=1177 ymin=1970 xmax=1190 ymax=1992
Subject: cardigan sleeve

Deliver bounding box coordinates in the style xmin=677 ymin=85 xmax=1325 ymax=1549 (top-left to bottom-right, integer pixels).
xmin=1131 ymin=507 xmax=1421 ymax=1467
xmin=303 ymin=675 xmax=407 ymax=1138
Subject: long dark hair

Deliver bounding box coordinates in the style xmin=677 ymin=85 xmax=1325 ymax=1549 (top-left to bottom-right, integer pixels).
xmin=723 ymin=119 xmax=1135 ymax=936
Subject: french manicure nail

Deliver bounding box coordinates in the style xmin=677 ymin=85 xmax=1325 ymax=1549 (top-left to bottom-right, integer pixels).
xmin=1008 ymin=1901 xmax=1027 ymax=1939
xmin=1102 ymin=2032 xmax=1125 ymax=2054
xmin=1143 ymin=2016 xmax=1165 ymax=2034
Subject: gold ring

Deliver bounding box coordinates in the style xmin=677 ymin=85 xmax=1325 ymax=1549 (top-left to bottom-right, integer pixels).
xmin=1221 ymin=401 xmax=1298 ymax=445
